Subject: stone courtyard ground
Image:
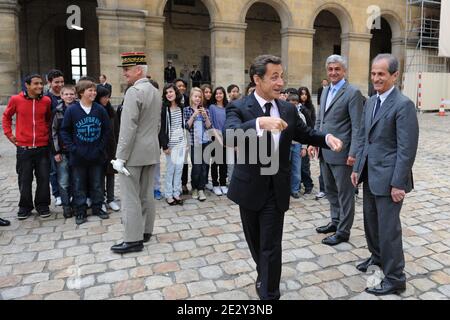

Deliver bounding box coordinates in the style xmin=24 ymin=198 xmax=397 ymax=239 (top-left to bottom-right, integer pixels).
xmin=0 ymin=113 xmax=449 ymax=300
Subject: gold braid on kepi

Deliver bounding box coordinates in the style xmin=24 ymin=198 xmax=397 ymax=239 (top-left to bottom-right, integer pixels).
xmin=117 ymin=52 xmax=147 ymax=67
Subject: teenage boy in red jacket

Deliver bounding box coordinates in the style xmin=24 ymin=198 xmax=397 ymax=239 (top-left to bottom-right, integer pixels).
xmin=2 ymin=74 xmax=52 ymax=220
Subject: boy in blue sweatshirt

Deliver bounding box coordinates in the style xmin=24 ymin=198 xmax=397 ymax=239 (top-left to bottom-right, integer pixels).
xmin=61 ymin=80 xmax=111 ymax=225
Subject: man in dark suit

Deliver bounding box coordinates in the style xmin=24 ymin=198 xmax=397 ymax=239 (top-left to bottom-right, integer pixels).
xmin=164 ymin=60 xmax=177 ymax=84
xmin=317 ymin=78 xmax=328 ymax=105
xmin=310 ymin=55 xmax=364 ymax=246
xmin=98 ymin=74 xmax=112 ymax=95
xmin=224 ymin=55 xmax=343 ymax=300
xmin=351 ymin=54 xmax=419 ymax=296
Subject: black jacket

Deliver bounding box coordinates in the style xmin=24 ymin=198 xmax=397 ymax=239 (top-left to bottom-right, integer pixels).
xmin=158 ymin=104 xmax=185 ymax=151
xmin=224 ymin=93 xmax=328 ymax=212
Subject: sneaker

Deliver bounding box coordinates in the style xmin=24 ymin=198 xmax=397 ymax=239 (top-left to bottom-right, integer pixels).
xmin=63 ymin=206 xmax=73 ymax=219
xmin=86 ymin=198 xmax=92 ymax=208
xmin=198 ymin=190 xmax=206 ymax=202
xmin=37 ymin=208 xmax=51 ymax=218
xmin=291 ymin=192 xmax=300 ymax=199
xmin=192 ymin=189 xmax=199 ymax=200
xmin=75 ymin=213 xmax=87 ymax=225
xmin=93 ymin=208 xmax=109 ymax=220
xmin=107 ymin=201 xmax=120 ymax=212
xmin=154 ymin=190 xmax=162 ymax=200
xmin=315 ymin=191 xmax=326 ymax=200
xmin=17 ymin=210 xmax=31 ymax=220
xmin=213 ymin=186 xmax=223 ymax=196
xmin=55 ymin=197 xmax=62 ymax=206
xmin=220 ymin=186 xmax=228 ymax=195
xmin=102 ymin=204 xmax=108 ymax=213
xmin=205 ymin=182 xmax=213 ymax=191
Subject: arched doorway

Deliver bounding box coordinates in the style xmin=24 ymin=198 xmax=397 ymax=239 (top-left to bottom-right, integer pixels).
xmin=312 ymin=10 xmax=342 ymax=97
xmin=369 ymin=17 xmax=392 ymax=95
xmin=245 ymin=2 xmax=281 ymax=86
xmin=163 ymin=0 xmax=211 ymax=88
xmin=18 ymin=0 xmax=100 ymax=84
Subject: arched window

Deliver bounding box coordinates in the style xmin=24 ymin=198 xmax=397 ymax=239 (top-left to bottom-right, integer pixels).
xmin=71 ymin=48 xmax=87 ymax=82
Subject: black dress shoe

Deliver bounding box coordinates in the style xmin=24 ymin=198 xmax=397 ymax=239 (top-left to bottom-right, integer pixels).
xmin=356 ymin=257 xmax=381 ymax=273
xmin=111 ymin=241 xmax=144 ymax=254
xmin=365 ymin=280 xmax=406 ymax=296
xmin=322 ymin=233 xmax=349 ymax=246
xmin=316 ymin=222 xmax=337 ymax=234
xmin=92 ymin=209 xmax=109 ymax=220
xmin=0 ymin=218 xmax=10 ymax=226
xmin=75 ymin=213 xmax=87 ymax=225
xmin=143 ymin=233 xmax=152 ymax=243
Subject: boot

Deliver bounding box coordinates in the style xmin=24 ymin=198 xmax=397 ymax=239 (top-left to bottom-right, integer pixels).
xmin=63 ymin=206 xmax=73 ymax=219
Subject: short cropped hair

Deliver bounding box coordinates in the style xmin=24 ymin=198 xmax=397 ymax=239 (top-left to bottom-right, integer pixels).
xmin=249 ymin=55 xmax=282 ymax=83
xmin=24 ymin=74 xmax=43 ymax=85
xmin=325 ymin=55 xmax=347 ymax=70
xmin=61 ymin=84 xmax=76 ymax=94
xmin=372 ymin=53 xmax=399 ymax=74
xmin=47 ymin=69 xmax=64 ymax=82
xmin=76 ymin=80 xmax=96 ymax=99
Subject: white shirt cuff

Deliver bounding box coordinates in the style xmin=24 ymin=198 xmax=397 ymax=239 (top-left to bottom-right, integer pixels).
xmin=256 ymin=117 xmax=264 ymax=137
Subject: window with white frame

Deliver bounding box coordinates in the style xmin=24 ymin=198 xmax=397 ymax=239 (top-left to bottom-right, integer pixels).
xmin=71 ymin=48 xmax=87 ymax=82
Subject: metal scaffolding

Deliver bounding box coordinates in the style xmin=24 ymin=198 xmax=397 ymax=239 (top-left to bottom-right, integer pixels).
xmin=405 ymin=0 xmax=449 ymax=73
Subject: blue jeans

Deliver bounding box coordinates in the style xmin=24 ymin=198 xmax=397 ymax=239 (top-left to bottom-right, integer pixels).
xmin=50 ymin=155 xmax=59 ymax=198
xmin=72 ymin=165 xmax=104 ymax=214
xmin=190 ymin=143 xmax=210 ymax=190
xmin=164 ymin=145 xmax=185 ymax=198
xmin=154 ymin=162 xmax=160 ymax=191
xmin=56 ymin=154 xmax=71 ymax=207
xmin=289 ymin=144 xmax=302 ymax=194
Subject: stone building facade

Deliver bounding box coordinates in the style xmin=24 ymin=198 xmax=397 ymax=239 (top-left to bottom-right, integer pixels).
xmin=0 ymin=0 xmax=407 ymax=102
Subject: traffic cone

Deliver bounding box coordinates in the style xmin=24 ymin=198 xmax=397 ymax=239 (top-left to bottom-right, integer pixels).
xmin=438 ymin=98 xmax=447 ymax=116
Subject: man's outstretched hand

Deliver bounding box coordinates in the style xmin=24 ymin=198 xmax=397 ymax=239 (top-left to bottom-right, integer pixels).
xmin=111 ymin=159 xmax=131 ymax=176
xmin=326 ymin=134 xmax=343 ymax=152
xmin=259 ymin=117 xmax=288 ymax=132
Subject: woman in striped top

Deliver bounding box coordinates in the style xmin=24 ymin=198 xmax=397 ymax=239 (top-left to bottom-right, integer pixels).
xmin=159 ymin=84 xmax=186 ymax=205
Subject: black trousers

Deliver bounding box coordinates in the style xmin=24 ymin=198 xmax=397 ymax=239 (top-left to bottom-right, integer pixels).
xmin=300 ymin=154 xmax=313 ymax=190
xmin=211 ymin=146 xmax=227 ymax=187
xmin=182 ymin=164 xmax=188 ymax=186
xmin=239 ymin=182 xmax=284 ymax=300
xmin=16 ymin=146 xmax=50 ymax=213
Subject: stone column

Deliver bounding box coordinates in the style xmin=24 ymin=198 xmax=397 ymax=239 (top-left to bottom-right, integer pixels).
xmin=391 ymin=37 xmax=405 ymax=76
xmin=97 ymin=8 xmax=147 ymax=99
xmin=0 ymin=1 xmax=20 ymax=103
xmin=341 ymin=32 xmax=373 ymax=96
xmin=281 ymin=28 xmax=315 ymax=90
xmin=97 ymin=8 xmax=121 ymax=100
xmin=210 ymin=22 xmax=247 ymax=91
xmin=145 ymin=15 xmax=165 ymax=88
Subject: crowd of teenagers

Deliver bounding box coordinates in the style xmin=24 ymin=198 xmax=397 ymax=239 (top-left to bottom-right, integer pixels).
xmin=1 ymin=69 xmax=324 ymax=226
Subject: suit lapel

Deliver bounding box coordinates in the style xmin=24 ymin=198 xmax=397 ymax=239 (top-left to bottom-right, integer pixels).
xmin=319 ymin=86 xmax=330 ymax=126
xmin=276 ymin=99 xmax=289 ymax=146
xmin=325 ymin=81 xmax=348 ymax=114
xmin=370 ymin=88 xmax=398 ymax=130
xmin=248 ymin=93 xmax=264 ymax=119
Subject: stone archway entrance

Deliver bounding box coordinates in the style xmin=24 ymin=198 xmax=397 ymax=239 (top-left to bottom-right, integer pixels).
xmin=18 ymin=0 xmax=100 ymax=84
xmin=163 ymin=0 xmax=212 ymax=89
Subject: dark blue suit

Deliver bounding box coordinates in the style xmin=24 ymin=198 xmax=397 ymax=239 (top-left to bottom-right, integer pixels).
xmin=224 ymin=93 xmax=328 ymax=299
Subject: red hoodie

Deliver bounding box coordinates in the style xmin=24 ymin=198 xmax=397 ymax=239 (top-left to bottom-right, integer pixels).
xmin=2 ymin=91 xmax=51 ymax=147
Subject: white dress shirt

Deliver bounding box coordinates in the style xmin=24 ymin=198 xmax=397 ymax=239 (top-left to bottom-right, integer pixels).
xmin=374 ymin=85 xmax=395 ymax=117
xmin=255 ymin=91 xmax=281 ymax=150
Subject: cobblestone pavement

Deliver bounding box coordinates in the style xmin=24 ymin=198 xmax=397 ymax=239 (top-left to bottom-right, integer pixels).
xmin=0 ymin=113 xmax=449 ymax=300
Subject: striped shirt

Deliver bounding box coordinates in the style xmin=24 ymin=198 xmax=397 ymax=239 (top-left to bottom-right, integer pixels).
xmin=168 ymin=108 xmax=185 ymax=148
